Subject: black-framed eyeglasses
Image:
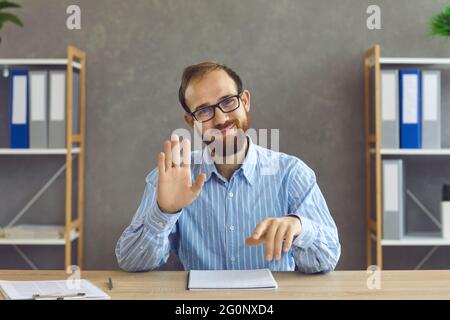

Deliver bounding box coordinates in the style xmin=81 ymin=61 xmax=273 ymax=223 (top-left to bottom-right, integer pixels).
xmin=190 ymin=92 xmax=243 ymax=123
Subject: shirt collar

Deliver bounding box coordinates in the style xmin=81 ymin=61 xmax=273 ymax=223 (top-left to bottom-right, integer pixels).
xmin=199 ymin=135 xmax=258 ymax=186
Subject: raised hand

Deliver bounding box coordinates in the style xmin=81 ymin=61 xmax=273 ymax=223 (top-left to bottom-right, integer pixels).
xmin=156 ymin=134 xmax=206 ymax=214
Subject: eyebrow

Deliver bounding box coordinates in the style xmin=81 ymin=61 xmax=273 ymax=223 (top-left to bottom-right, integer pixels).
xmin=194 ymin=94 xmax=234 ymax=112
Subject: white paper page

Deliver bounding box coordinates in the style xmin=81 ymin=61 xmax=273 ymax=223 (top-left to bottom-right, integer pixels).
xmin=188 ymin=269 xmax=278 ymax=290
xmin=12 ymin=76 xmax=27 ymax=125
xmin=0 ymin=279 xmax=110 ymax=300
xmin=402 ymin=74 xmax=418 ymax=124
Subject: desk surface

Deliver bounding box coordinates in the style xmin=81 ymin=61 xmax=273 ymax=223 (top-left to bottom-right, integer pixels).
xmin=0 ymin=270 xmax=449 ymax=300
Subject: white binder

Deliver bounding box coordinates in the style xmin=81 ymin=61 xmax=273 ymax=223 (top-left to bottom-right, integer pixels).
xmin=48 ymin=71 xmax=66 ymax=148
xmin=29 ymin=71 xmax=48 ymax=148
xmin=381 ymin=70 xmax=399 ymax=148
xmin=382 ymin=159 xmax=405 ymax=240
xmin=421 ymin=70 xmax=441 ymax=149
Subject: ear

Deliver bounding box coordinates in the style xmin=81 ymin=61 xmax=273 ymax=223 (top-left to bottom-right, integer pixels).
xmin=184 ymin=112 xmax=194 ymax=128
xmin=241 ymin=89 xmax=251 ymax=113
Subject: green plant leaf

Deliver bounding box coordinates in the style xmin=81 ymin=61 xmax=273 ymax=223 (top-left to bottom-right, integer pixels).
xmin=0 ymin=12 xmax=23 ymax=27
xmin=429 ymin=5 xmax=450 ymax=36
xmin=0 ymin=1 xmax=21 ymax=11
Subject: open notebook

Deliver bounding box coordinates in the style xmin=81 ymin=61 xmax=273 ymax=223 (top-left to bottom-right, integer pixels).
xmin=188 ymin=269 xmax=278 ymax=290
xmin=0 ymin=279 xmax=110 ymax=300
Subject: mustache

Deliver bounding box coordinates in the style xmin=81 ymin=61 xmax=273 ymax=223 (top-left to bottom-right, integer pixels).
xmin=215 ymin=120 xmax=239 ymax=130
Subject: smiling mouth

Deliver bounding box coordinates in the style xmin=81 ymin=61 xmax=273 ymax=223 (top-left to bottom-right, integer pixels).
xmin=220 ymin=124 xmax=236 ymax=135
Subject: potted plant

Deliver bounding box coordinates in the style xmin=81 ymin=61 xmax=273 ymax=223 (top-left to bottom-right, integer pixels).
xmin=0 ymin=0 xmax=23 ymax=43
xmin=429 ymin=5 xmax=450 ymax=36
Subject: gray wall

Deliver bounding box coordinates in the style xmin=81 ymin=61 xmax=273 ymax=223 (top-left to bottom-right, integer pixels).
xmin=1 ymin=0 xmax=450 ymax=270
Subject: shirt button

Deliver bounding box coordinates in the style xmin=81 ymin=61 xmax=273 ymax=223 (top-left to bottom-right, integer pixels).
xmin=140 ymin=246 xmax=144 ymax=250
xmin=230 ymin=256 xmax=235 ymax=262
xmin=228 ymin=192 xmax=234 ymax=198
xmin=158 ymin=221 xmax=165 ymax=227
xmin=229 ymin=225 xmax=235 ymax=231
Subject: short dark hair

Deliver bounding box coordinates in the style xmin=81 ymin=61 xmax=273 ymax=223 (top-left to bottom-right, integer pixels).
xmin=178 ymin=61 xmax=243 ymax=114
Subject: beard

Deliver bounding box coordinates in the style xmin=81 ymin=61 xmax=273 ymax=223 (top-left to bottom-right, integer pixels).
xmin=202 ymin=112 xmax=250 ymax=158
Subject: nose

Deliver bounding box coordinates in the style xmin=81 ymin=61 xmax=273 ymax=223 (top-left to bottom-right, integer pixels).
xmin=212 ymin=106 xmax=229 ymax=125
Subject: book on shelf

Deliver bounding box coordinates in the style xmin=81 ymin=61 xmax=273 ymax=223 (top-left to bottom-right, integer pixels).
xmin=2 ymin=67 xmax=80 ymax=150
xmin=381 ymin=69 xmax=399 ymax=148
xmin=382 ymin=159 xmax=405 ymax=240
xmin=29 ymin=71 xmax=49 ymax=148
xmin=399 ymin=69 xmax=422 ymax=149
xmin=380 ymin=68 xmax=442 ymax=150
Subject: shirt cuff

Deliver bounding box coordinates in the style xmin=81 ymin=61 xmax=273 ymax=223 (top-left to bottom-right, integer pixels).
xmin=291 ymin=215 xmax=317 ymax=249
xmin=145 ymin=202 xmax=182 ymax=232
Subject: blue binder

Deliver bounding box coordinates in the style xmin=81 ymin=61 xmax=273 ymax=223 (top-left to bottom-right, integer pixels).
xmin=399 ymin=69 xmax=421 ymax=148
xmin=10 ymin=70 xmax=29 ymax=148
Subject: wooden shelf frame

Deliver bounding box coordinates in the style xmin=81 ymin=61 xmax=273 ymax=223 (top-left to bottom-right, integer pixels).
xmin=65 ymin=46 xmax=86 ymax=270
xmin=364 ymin=45 xmax=382 ymax=269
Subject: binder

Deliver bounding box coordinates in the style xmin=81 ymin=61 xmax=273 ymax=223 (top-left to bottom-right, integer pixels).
xmin=399 ymin=69 xmax=421 ymax=148
xmin=382 ymin=159 xmax=405 ymax=240
xmin=0 ymin=76 xmax=10 ymax=147
xmin=421 ymin=70 xmax=441 ymax=149
xmin=29 ymin=71 xmax=48 ymax=148
xmin=381 ymin=70 xmax=399 ymax=148
xmin=48 ymin=70 xmax=66 ymax=148
xmin=9 ymin=70 xmax=29 ymax=148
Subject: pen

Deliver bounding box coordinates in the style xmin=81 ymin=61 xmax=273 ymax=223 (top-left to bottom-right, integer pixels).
xmin=108 ymin=277 xmax=113 ymax=290
xmin=32 ymin=292 xmax=86 ymax=300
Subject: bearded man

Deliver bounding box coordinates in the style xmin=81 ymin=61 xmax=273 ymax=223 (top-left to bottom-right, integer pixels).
xmin=116 ymin=62 xmax=341 ymax=273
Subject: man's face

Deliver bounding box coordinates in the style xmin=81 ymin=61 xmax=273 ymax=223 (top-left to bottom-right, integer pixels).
xmin=184 ymin=69 xmax=251 ymax=155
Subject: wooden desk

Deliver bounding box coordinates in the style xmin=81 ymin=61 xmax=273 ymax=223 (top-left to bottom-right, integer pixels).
xmin=0 ymin=270 xmax=449 ymax=300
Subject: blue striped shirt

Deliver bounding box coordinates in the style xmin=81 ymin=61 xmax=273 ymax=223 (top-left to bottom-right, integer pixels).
xmin=115 ymin=137 xmax=341 ymax=273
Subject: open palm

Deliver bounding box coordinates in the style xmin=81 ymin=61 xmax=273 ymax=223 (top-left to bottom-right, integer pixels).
xmin=157 ymin=135 xmax=206 ymax=213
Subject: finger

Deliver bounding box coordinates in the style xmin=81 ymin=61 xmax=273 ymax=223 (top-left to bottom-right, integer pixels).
xmin=283 ymin=229 xmax=295 ymax=253
xmin=191 ymin=172 xmax=206 ymax=196
xmin=164 ymin=140 xmax=172 ymax=171
xmin=274 ymin=224 xmax=287 ymax=260
xmin=157 ymin=152 xmax=166 ymax=176
xmin=171 ymin=134 xmax=181 ymax=167
xmin=264 ymin=222 xmax=279 ymax=261
xmin=245 ymin=237 xmax=264 ymax=246
xmin=252 ymin=219 xmax=270 ymax=240
xmin=182 ymin=138 xmax=191 ymax=168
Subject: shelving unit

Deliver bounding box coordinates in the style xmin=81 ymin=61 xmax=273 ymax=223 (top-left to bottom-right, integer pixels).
xmin=0 ymin=46 xmax=86 ymax=270
xmin=364 ymin=45 xmax=450 ymax=270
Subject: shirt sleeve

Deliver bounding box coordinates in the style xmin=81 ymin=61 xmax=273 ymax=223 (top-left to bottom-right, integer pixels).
xmin=115 ymin=168 xmax=181 ymax=271
xmin=287 ymin=160 xmax=341 ymax=274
